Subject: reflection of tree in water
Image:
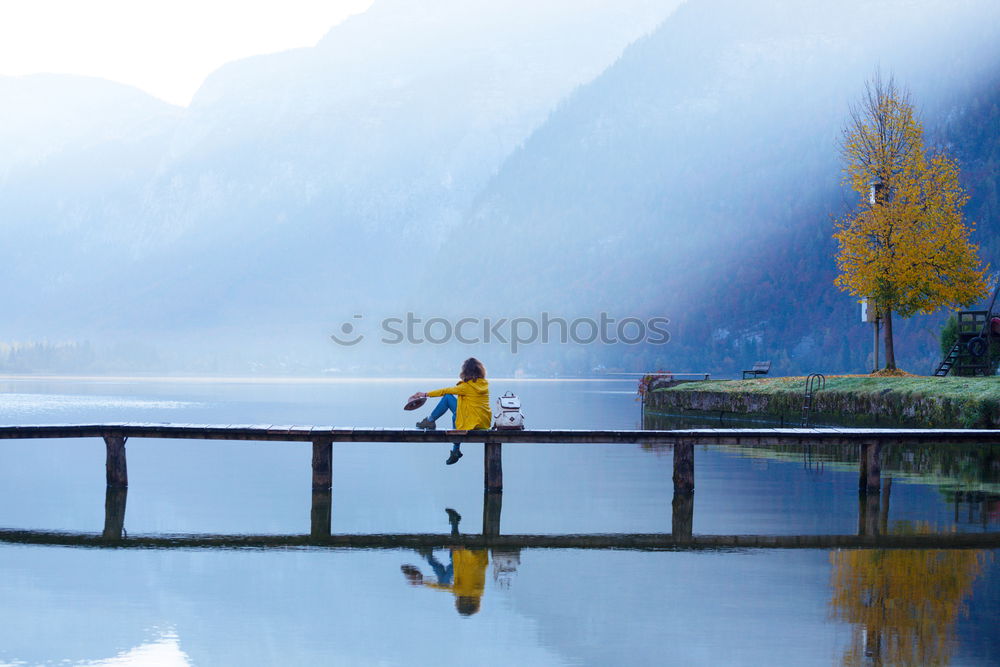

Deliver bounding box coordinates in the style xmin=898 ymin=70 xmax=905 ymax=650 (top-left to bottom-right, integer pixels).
xmin=829 ymin=523 xmax=991 ymax=666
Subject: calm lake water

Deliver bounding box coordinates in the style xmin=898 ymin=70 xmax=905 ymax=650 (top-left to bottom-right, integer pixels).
xmin=0 ymin=377 xmax=997 ymax=666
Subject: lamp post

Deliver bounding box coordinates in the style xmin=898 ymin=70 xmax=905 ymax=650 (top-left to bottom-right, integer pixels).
xmin=862 ymin=298 xmax=880 ymax=372
xmin=864 ymin=177 xmax=885 ymax=372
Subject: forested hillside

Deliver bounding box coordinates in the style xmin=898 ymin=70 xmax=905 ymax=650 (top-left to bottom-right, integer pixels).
xmin=441 ymin=0 xmax=1000 ymax=376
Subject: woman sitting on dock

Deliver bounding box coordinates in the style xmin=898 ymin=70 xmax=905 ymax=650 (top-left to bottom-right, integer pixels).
xmin=413 ymin=357 xmax=491 ymax=464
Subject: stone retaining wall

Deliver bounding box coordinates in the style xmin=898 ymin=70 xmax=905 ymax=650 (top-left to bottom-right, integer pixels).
xmin=645 ymin=387 xmax=1000 ymax=428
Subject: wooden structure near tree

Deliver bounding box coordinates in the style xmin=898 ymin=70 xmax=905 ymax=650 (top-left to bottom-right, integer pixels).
xmin=935 ymin=278 xmax=1000 ymax=376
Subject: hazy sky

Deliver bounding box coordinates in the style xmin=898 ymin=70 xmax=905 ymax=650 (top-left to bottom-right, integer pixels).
xmin=0 ymin=0 xmax=374 ymax=106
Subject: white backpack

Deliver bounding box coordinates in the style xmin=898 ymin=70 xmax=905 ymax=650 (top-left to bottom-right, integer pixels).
xmin=493 ymin=391 xmax=525 ymax=430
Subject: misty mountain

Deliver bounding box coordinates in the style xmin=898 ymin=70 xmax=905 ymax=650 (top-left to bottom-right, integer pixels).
xmin=2 ymin=0 xmax=1000 ymax=376
xmin=441 ymin=0 xmax=1000 ymax=375
xmin=0 ymin=75 xmax=181 ymax=336
xmin=0 ymin=74 xmax=180 ymax=174
xmin=0 ymin=0 xmax=680 ymax=344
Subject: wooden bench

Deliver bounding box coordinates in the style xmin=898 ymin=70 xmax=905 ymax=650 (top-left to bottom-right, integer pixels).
xmin=742 ymin=361 xmax=771 ymax=379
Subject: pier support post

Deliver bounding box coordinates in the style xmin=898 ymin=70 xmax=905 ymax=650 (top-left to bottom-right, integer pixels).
xmin=102 ymin=486 xmax=128 ymax=540
xmin=310 ymin=490 xmax=332 ymax=539
xmin=858 ymin=491 xmax=880 ymax=536
xmin=859 ymin=441 xmax=881 ymax=495
xmin=672 ymin=439 xmax=694 ymax=540
xmin=879 ymin=477 xmax=892 ymax=534
xmin=311 ymin=438 xmax=332 ymax=490
xmin=103 ymin=435 xmax=128 ymax=488
xmin=310 ymin=438 xmax=333 ymax=538
xmin=484 ymin=442 xmax=503 ymax=493
xmin=483 ymin=491 xmax=502 ymax=537
xmin=672 ymin=491 xmax=693 ymax=540
xmin=672 ymin=439 xmax=694 ymax=495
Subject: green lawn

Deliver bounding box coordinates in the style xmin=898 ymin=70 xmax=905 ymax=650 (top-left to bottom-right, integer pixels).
xmin=658 ymin=375 xmax=1000 ymax=402
xmin=650 ymin=374 xmax=1000 ymax=427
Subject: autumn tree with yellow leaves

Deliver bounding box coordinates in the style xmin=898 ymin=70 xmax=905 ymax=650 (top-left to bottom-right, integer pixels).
xmin=834 ymin=73 xmax=988 ymax=370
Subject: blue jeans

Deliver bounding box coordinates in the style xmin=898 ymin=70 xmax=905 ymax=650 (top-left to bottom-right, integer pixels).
xmin=429 ymin=394 xmax=457 ymax=429
xmin=423 ymin=551 xmax=453 ymax=585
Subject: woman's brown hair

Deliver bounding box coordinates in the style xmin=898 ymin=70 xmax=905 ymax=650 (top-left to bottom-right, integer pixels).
xmin=459 ymin=357 xmax=486 ymax=382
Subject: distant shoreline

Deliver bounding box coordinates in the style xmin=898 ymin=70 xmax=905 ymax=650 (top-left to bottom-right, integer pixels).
xmin=0 ymin=374 xmax=634 ymax=385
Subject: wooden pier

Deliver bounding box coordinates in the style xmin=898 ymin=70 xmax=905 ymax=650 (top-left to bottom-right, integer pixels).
xmin=1 ymin=424 xmax=998 ymax=545
xmin=1 ymin=423 xmax=998 ymax=492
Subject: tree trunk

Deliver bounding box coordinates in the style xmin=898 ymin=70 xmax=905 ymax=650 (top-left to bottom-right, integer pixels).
xmin=883 ymin=308 xmax=896 ymax=370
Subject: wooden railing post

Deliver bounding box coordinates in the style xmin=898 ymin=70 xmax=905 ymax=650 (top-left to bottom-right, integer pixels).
xmin=312 ymin=438 xmax=332 ymax=490
xmin=484 ymin=442 xmax=502 ymax=493
xmin=859 ymin=441 xmax=881 ymax=495
xmin=102 ymin=486 xmax=128 ymax=540
xmin=103 ymin=435 xmax=128 ymax=488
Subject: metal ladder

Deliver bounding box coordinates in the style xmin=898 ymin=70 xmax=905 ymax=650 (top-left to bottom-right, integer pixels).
xmin=934 ymin=343 xmax=961 ymax=376
xmin=800 ymin=373 xmax=826 ymax=426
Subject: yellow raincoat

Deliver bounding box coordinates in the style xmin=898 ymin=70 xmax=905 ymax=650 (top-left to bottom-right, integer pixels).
xmin=427 ymin=378 xmax=491 ymax=430
xmin=425 ymin=549 xmax=489 ymax=599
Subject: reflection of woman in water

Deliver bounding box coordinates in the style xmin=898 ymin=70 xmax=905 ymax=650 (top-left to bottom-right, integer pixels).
xmin=412 ymin=357 xmax=491 ymax=465
xmin=401 ymin=509 xmax=489 ymax=616
xmin=404 ymin=549 xmax=489 ymax=616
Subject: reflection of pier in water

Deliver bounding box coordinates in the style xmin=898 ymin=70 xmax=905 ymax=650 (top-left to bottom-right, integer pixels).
xmin=3 ymin=527 xmax=1000 ymax=552
xmin=2 ymin=423 xmax=1000 ymax=549
xmin=645 ymin=412 xmax=1000 ymax=532
xmin=4 ymin=483 xmax=998 ymax=552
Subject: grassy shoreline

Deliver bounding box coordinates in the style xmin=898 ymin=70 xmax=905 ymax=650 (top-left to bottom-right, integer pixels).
xmin=647 ymin=375 xmax=1000 ymax=428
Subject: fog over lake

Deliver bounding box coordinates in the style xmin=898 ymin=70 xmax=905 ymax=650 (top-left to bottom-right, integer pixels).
xmin=2 ymin=0 xmax=999 ymax=376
